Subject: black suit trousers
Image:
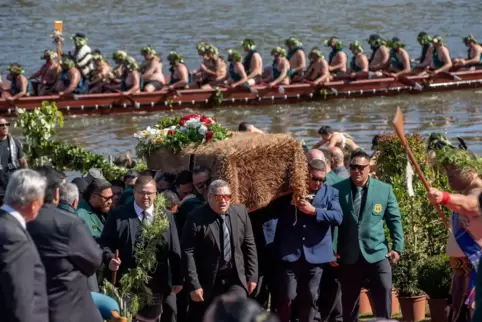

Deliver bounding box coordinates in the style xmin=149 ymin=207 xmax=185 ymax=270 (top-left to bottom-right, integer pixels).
xmin=318 ymin=264 xmax=343 ymax=322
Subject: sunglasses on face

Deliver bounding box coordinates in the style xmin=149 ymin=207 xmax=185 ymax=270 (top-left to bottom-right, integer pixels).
xmin=0 ymin=123 xmax=10 ymax=128
xmin=213 ymin=194 xmax=231 ymax=202
xmin=311 ymin=176 xmax=325 ymax=183
xmin=94 ymin=193 xmax=113 ymax=202
xmin=349 ymin=164 xmax=370 ymax=171
xmin=195 ymin=180 xmax=210 ymax=189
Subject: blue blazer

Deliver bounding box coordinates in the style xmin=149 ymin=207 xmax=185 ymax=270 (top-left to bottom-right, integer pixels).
xmin=270 ymin=184 xmax=343 ymax=264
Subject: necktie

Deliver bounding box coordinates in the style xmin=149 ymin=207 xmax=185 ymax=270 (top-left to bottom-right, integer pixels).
xmin=141 ymin=211 xmax=149 ymax=226
xmin=220 ymin=215 xmax=232 ymax=263
xmin=353 ymin=186 xmax=364 ymax=220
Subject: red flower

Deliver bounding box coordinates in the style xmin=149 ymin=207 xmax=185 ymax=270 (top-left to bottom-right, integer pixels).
xmin=179 ymin=119 xmax=186 ymax=126
xmin=168 ymin=129 xmax=175 ymax=135
xmin=182 ymin=114 xmax=200 ymax=121
xmin=206 ymin=131 xmax=214 ymax=141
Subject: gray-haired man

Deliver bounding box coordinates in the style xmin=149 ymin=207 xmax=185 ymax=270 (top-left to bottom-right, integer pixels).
xmin=58 ymin=183 xmax=80 ymax=214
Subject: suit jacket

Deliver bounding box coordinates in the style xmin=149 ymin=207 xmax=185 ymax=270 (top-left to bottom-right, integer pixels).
xmin=333 ymin=177 xmax=404 ymax=265
xmin=77 ymin=199 xmax=106 ymax=242
xmin=181 ymin=204 xmax=258 ymax=298
xmin=99 ymin=203 xmax=182 ymax=291
xmin=0 ymin=208 xmax=49 ymax=322
xmin=269 ymin=185 xmax=343 ymax=264
xmin=27 ymin=203 xmax=103 ymax=322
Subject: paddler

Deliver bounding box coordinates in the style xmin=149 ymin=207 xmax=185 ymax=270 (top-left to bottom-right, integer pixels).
xmin=285 ymin=37 xmax=306 ymax=82
xmin=412 ymin=32 xmax=433 ymax=72
xmin=226 ymin=49 xmax=248 ymax=88
xmin=198 ymin=44 xmax=227 ymax=89
xmin=166 ymin=51 xmax=190 ymax=90
xmin=303 ymin=48 xmax=331 ymax=85
xmin=55 ymin=55 xmax=87 ymax=97
xmin=88 ymin=52 xmax=113 ymax=94
xmin=324 ymin=36 xmax=348 ymax=74
xmin=28 ymin=49 xmax=58 ymax=96
xmin=387 ymin=37 xmax=411 ymax=77
xmin=120 ymin=56 xmax=141 ymax=95
xmin=140 ymin=45 xmax=165 ymax=92
xmin=112 ymin=50 xmax=127 ymax=79
xmin=241 ymin=39 xmax=263 ymax=86
xmin=348 ymin=41 xmax=369 ymax=78
xmin=453 ymin=34 xmax=482 ymax=69
xmin=367 ymin=34 xmax=390 ymax=72
xmin=71 ymin=33 xmax=94 ymax=81
xmin=192 ymin=41 xmax=210 ymax=87
xmin=313 ymin=125 xmax=359 ymax=151
xmin=262 ymin=47 xmax=291 ymax=87
xmin=428 ymin=35 xmax=452 ymax=75
xmin=2 ymin=64 xmax=31 ymax=100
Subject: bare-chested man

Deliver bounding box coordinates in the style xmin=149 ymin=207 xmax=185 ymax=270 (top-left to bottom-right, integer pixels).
xmin=140 ymin=46 xmax=165 ymax=92
xmin=1 ymin=64 xmax=30 ymax=101
xmin=348 ymin=41 xmax=369 ymax=78
xmin=120 ymin=56 xmax=141 ymax=95
xmin=313 ymin=125 xmax=359 ymax=151
xmin=324 ymin=37 xmax=347 ymax=74
xmin=367 ymin=34 xmax=390 ymax=72
xmin=412 ymin=32 xmax=433 ymax=73
xmin=285 ymin=37 xmax=306 ymax=82
xmin=453 ymin=34 xmax=482 ymax=70
xmin=226 ymin=49 xmax=248 ymax=88
xmin=166 ymin=51 xmax=190 ymax=90
xmin=55 ymin=55 xmax=86 ymax=97
xmin=428 ymin=35 xmax=452 ymax=75
xmin=199 ymin=45 xmax=227 ymax=89
xmin=262 ymin=47 xmax=291 ymax=86
xmin=303 ymin=48 xmax=331 ymax=85
xmin=112 ymin=50 xmax=127 ymax=80
xmin=387 ymin=37 xmax=411 ymax=77
xmin=241 ymin=39 xmax=263 ymax=86
xmin=29 ymin=50 xmax=58 ymax=96
xmin=88 ymin=52 xmax=113 ymax=94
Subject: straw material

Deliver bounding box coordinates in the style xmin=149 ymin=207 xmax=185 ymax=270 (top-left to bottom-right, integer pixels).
xmin=147 ymin=132 xmax=308 ymax=210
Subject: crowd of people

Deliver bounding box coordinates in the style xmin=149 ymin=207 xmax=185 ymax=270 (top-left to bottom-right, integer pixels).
xmin=1 ymin=32 xmax=482 ymax=100
xmin=1 ymin=118 xmax=482 ymax=322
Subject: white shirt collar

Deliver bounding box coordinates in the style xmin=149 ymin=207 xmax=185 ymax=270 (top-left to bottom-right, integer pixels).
xmin=133 ymin=202 xmax=154 ymax=224
xmin=1 ymin=204 xmax=26 ymax=229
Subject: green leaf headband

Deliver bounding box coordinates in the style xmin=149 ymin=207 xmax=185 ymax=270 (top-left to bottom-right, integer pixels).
xmin=387 ymin=39 xmax=405 ymax=49
xmin=349 ymin=41 xmax=363 ymax=53
xmin=463 ymin=34 xmax=478 ymax=44
xmin=367 ymin=37 xmax=386 ymax=47
xmin=417 ymin=32 xmax=432 ymax=45
xmin=8 ymin=65 xmax=24 ymax=75
xmin=284 ymin=37 xmax=302 ymax=48
xmin=324 ymin=37 xmax=343 ymax=50
xmin=140 ymin=46 xmax=157 ymax=56
xmin=124 ymin=56 xmax=139 ymax=71
xmin=92 ymin=53 xmax=104 ymax=61
xmin=61 ymin=56 xmax=76 ymax=69
xmin=112 ymin=50 xmax=127 ymax=61
xmin=71 ymin=35 xmax=88 ymax=47
xmin=167 ymin=51 xmax=184 ymax=63
xmin=242 ymin=39 xmax=256 ymax=50
xmin=227 ymin=49 xmax=242 ymax=62
xmin=42 ymin=49 xmax=57 ymax=60
xmin=205 ymin=45 xmax=219 ymax=56
xmin=271 ymin=47 xmax=286 ymax=57
xmin=309 ymin=48 xmax=324 ymax=59
xmin=432 ymin=36 xmax=445 ymax=45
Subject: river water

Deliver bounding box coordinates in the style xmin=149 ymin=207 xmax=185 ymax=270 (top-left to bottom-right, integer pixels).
xmin=2 ymin=0 xmax=482 ymax=157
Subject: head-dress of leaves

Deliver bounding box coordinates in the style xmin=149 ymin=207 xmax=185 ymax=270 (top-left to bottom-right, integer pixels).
xmin=60 ymin=55 xmax=76 ymax=69
xmin=387 ymin=37 xmax=406 ymax=49
xmin=196 ymin=41 xmax=208 ymax=55
xmin=324 ymin=37 xmax=343 ymax=50
xmin=309 ymin=48 xmax=324 ymax=59
xmin=367 ymin=34 xmax=386 ymax=47
xmin=92 ymin=53 xmax=104 ymax=61
xmin=112 ymin=50 xmax=127 ymax=61
xmin=349 ymin=41 xmax=364 ymax=53
xmin=205 ymin=44 xmax=219 ymax=56
xmin=227 ymin=49 xmax=242 ymax=62
xmin=417 ymin=32 xmax=432 ymax=45
xmin=242 ymin=38 xmax=256 ymax=50
xmin=463 ymin=34 xmax=478 ymax=44
xmin=71 ymin=33 xmax=88 ymax=47
xmin=284 ymin=37 xmax=302 ymax=48
xmin=167 ymin=51 xmax=184 ymax=63
xmin=431 ymin=35 xmax=445 ymax=46
xmin=8 ymin=64 xmax=24 ymax=75
xmin=270 ymin=46 xmax=286 ymax=57
xmin=123 ymin=56 xmax=139 ymax=71
xmin=140 ymin=45 xmax=157 ymax=56
xmin=42 ymin=49 xmax=57 ymax=60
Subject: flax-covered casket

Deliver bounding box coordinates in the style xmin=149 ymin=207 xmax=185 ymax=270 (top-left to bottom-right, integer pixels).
xmin=147 ymin=132 xmax=308 ymax=210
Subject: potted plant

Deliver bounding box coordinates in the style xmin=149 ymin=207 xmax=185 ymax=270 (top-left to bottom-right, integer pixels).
xmin=418 ymin=254 xmax=451 ymax=322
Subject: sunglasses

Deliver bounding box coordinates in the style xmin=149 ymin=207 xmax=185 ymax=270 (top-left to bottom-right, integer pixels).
xmin=349 ymin=164 xmax=370 ymax=171
xmin=195 ymin=180 xmax=210 ymax=189
xmin=94 ymin=193 xmax=113 ymax=202
xmin=213 ymin=194 xmax=231 ymax=202
xmin=311 ymin=176 xmax=325 ymax=183
xmin=0 ymin=123 xmax=10 ymax=128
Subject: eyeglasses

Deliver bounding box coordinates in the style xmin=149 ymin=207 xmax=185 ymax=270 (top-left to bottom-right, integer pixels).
xmin=0 ymin=123 xmax=10 ymax=128
xmin=349 ymin=164 xmax=370 ymax=171
xmin=194 ymin=180 xmax=210 ymax=189
xmin=135 ymin=191 xmax=156 ymax=197
xmin=213 ymin=194 xmax=231 ymax=202
xmin=94 ymin=193 xmax=113 ymax=202
xmin=311 ymin=176 xmax=325 ymax=183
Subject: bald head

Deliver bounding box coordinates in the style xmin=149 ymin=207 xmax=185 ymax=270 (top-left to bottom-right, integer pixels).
xmin=307 ymin=149 xmax=326 ymax=163
xmin=329 ymin=147 xmax=345 ymax=167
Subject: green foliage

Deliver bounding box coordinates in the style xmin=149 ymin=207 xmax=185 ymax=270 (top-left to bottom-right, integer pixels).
xmin=156 ymin=116 xmax=180 ymax=130
xmin=418 ymin=254 xmax=452 ymax=299
xmin=375 ymin=133 xmax=450 ymax=297
xmin=101 ymin=280 xmax=134 ymax=322
xmin=209 ymin=87 xmax=224 ymax=106
xmin=15 ymin=101 xmax=146 ymax=180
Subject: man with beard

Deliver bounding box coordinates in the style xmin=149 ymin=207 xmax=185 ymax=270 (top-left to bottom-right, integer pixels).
xmin=77 ymin=179 xmax=113 ymax=242
xmin=427 ymin=135 xmax=482 ymax=322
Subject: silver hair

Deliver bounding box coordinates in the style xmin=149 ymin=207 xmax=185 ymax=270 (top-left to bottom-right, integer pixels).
xmin=5 ymin=169 xmax=47 ymax=206
xmin=59 ymin=183 xmax=79 ymax=205
xmin=208 ymin=179 xmax=231 ymax=194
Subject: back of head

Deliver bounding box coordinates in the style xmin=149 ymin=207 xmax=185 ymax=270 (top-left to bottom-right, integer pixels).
xmin=161 ymin=190 xmax=180 ymax=209
xmin=329 ymin=146 xmax=344 ymax=161
xmin=321 ymin=149 xmax=332 ymax=166
xmin=309 ymin=159 xmax=326 ymax=172
xmin=59 ymin=183 xmax=79 ymax=206
xmin=209 ymin=296 xmax=279 ymax=322
xmin=123 ymin=170 xmax=139 ymax=185
xmin=318 ymin=125 xmax=333 ymax=136
xmin=71 ymin=177 xmax=89 ymax=198
xmin=5 ymin=169 xmax=47 ymax=207
xmin=34 ymin=166 xmax=64 ymax=203
xmin=238 ymin=122 xmax=252 ymax=132
xmin=307 ymin=149 xmax=326 ymax=163
xmin=175 ymin=170 xmax=193 ymax=187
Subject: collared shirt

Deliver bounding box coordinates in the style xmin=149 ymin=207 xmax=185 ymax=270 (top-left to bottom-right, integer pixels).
xmin=134 ymin=202 xmax=154 ymax=225
xmin=350 ymin=177 xmax=370 ymax=220
xmin=1 ymin=203 xmax=26 ymax=229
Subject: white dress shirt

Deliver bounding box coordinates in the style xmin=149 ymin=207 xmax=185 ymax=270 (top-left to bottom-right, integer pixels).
xmin=1 ymin=204 xmax=26 ymax=229
xmin=133 ymin=202 xmax=154 ymax=225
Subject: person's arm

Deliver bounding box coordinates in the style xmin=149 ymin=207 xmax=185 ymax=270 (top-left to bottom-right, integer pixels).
xmin=98 ymin=211 xmax=117 ymax=266
xmin=315 ymin=189 xmax=343 ymax=225
xmin=428 ymin=187 xmax=480 ymax=217
xmin=15 ymin=140 xmax=27 ymax=168
xmin=181 ymin=213 xmax=201 ymax=291
xmin=370 ymin=48 xmax=390 ymax=71
xmin=142 ymin=61 xmax=156 ymax=79
xmin=359 ymin=55 xmax=369 ymax=72
xmin=433 ymin=47 xmax=452 ymax=74
xmin=392 ymin=50 xmax=411 ymax=77
xmin=241 ymin=207 xmax=258 ymax=284
xmin=329 ymin=52 xmax=347 ymax=72
xmin=326 ymin=134 xmax=339 ymax=149
xmin=247 ymin=53 xmax=262 ymax=79
xmin=385 ymin=187 xmax=404 ymax=254
xmin=313 ymin=60 xmax=331 ymax=85
xmin=168 ymin=213 xmax=183 ymax=287
xmin=291 ymin=50 xmax=306 ymax=74
xmin=29 ymin=66 xmax=44 ymax=80
xmin=231 ymin=63 xmax=248 ymax=87
xmin=11 ymin=77 xmax=28 ymax=99
xmin=417 ymin=46 xmax=433 ymax=68
xmin=169 ymin=66 xmax=189 ymax=89
xmin=463 ymin=47 xmax=482 ymax=66
xmin=269 ymin=60 xmax=289 ymax=86
xmin=303 ymin=64 xmax=314 ymax=80
xmin=62 ymin=70 xmax=80 ymax=95
xmin=68 ymin=219 xmax=103 ymax=276
xmin=124 ymin=72 xmax=140 ymax=95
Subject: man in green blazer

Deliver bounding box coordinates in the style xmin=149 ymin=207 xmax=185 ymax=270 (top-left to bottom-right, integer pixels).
xmin=333 ymin=149 xmax=404 ymax=321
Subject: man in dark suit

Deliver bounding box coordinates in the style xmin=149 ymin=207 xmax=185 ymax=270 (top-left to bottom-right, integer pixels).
xmin=333 ymin=150 xmax=404 ymax=321
xmin=268 ymin=160 xmax=342 ymax=322
xmin=0 ymin=169 xmax=49 ymax=322
xmin=100 ymin=175 xmax=183 ymax=322
xmin=27 ymin=166 xmax=103 ymax=322
xmin=182 ymin=179 xmax=258 ymax=322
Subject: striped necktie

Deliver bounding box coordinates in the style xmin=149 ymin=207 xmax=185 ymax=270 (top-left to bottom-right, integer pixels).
xmin=220 ymin=215 xmax=231 ymax=263
xmin=353 ymin=186 xmax=364 ymax=220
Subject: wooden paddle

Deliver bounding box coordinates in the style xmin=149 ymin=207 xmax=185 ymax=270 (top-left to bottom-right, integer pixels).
xmin=115 ymin=90 xmax=139 ymax=108
xmin=392 ymin=107 xmax=450 ymax=230
xmin=53 ymin=21 xmax=63 ymax=73
xmin=303 ymin=80 xmax=339 ymax=96
xmin=112 ymin=249 xmax=119 ymax=285
xmin=383 ymin=72 xmax=423 ymax=91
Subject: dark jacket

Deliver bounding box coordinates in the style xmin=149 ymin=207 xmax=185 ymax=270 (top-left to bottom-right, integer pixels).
xmin=27 ymin=203 xmax=103 ymax=322
xmin=0 ymin=208 xmax=49 ymax=322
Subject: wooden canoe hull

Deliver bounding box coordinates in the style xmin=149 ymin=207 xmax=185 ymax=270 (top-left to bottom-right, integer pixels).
xmin=1 ymin=70 xmax=481 ymax=117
